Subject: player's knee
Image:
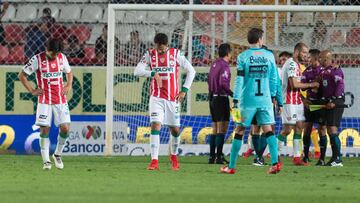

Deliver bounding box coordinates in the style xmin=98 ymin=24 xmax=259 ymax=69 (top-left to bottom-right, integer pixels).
xmin=151 ymin=122 xmax=161 ymax=130
xmin=40 ymin=127 xmax=50 ymax=136
xmin=170 ymin=127 xmax=180 ymax=137
xmin=234 ymin=133 xmax=243 ymax=140
xmin=60 ymin=124 xmax=70 ymax=134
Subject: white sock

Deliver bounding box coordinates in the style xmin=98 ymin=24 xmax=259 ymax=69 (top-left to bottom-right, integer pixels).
xmin=293 ymin=138 xmax=302 ymax=158
xmin=250 ymin=136 xmax=254 ymax=150
xmin=39 ymin=136 xmax=50 ymax=163
xmin=55 ymin=133 xmax=68 ymax=156
xmin=150 ymin=134 xmax=160 ymax=160
xmin=278 ymin=140 xmax=285 ymax=154
xmin=170 ymin=135 xmax=180 ymax=155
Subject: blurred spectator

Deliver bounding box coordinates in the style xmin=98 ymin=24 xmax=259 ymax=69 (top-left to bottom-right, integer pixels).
xmin=63 ymin=35 xmax=85 ymax=58
xmin=24 ymin=19 xmax=49 ymax=59
xmin=311 ymin=20 xmax=329 ymax=51
xmin=0 ymin=1 xmax=9 ymax=45
xmin=40 ymin=7 xmax=56 ymax=25
xmin=192 ymin=35 xmax=206 ymax=62
xmin=95 ymin=25 xmax=120 ymax=63
xmin=123 ymin=30 xmax=146 ymax=66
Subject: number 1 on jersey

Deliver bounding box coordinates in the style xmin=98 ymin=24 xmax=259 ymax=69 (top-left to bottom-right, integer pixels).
xmin=255 ymin=79 xmax=263 ymax=96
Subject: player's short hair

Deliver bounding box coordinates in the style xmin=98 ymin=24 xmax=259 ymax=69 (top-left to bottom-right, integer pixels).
xmin=218 ymin=43 xmax=231 ymax=58
xmin=46 ymin=38 xmax=63 ymax=53
xmin=154 ymin=33 xmax=168 ymax=45
xmin=43 ymin=8 xmax=51 ymax=16
xmin=309 ymin=49 xmax=321 ymax=58
xmin=247 ymin=28 xmax=264 ymax=44
xmin=294 ymin=42 xmax=307 ymax=52
xmin=279 ymin=51 xmax=292 ymax=58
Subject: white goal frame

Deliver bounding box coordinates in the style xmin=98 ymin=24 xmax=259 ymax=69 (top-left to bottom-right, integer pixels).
xmin=105 ymin=4 xmax=360 ymax=156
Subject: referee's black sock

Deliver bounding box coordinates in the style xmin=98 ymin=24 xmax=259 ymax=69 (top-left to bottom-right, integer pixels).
xmin=209 ymin=134 xmax=216 ymax=159
xmin=251 ymin=134 xmax=260 ymax=158
xmin=331 ymin=134 xmax=341 ymax=160
xmin=216 ymin=134 xmax=225 ymax=159
xmin=329 ymin=134 xmax=339 ymax=159
xmin=303 ymin=133 xmax=311 ymax=159
xmin=259 ymin=135 xmax=268 ymax=158
xmin=319 ymin=135 xmax=327 ymax=161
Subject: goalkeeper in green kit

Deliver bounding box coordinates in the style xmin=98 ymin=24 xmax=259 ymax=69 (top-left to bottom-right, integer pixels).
xmin=220 ymin=28 xmax=281 ymax=174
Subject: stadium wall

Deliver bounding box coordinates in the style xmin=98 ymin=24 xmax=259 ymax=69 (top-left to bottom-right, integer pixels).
xmin=1 ymin=66 xmax=359 ymax=156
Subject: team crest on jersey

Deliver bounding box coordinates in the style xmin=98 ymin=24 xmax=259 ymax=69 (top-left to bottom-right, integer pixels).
xmin=160 ymin=57 xmax=165 ymax=63
xmin=51 ymin=64 xmax=56 ymax=69
xmin=322 ymin=80 xmax=328 ymax=87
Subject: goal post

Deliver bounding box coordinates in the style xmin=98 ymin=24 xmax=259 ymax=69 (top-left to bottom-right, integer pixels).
xmin=105 ymin=4 xmax=360 ymax=156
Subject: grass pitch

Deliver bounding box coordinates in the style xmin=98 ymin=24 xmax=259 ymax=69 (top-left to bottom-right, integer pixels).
xmin=1 ymin=155 xmax=360 ymax=203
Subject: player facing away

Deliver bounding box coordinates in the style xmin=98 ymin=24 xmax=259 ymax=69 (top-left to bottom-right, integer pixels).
xmin=134 ymin=33 xmax=196 ymax=171
xmin=300 ymin=49 xmax=326 ymax=164
xmin=220 ymin=28 xmax=281 ymax=174
xmin=318 ymin=50 xmax=345 ymax=167
xmin=207 ymin=43 xmax=233 ymax=164
xmin=18 ymin=38 xmax=73 ymax=170
xmin=277 ymin=43 xmax=319 ymax=166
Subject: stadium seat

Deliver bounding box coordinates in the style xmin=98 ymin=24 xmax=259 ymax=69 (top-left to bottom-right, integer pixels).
xmin=136 ymin=26 xmax=156 ymax=44
xmin=314 ymin=12 xmax=335 ymax=25
xmin=17 ymin=0 xmax=45 ymax=2
xmin=81 ymin=5 xmax=103 ymax=22
xmin=147 ymin=11 xmax=169 ymax=24
xmin=59 ymin=5 xmax=81 ymax=22
xmin=291 ymin=12 xmax=313 ymax=26
xmin=116 ymin=25 xmax=132 ymax=43
xmin=194 ymin=12 xmax=235 ymax=25
xmin=82 ymin=46 xmax=96 ymax=65
xmin=102 ymin=8 xmax=108 ymax=23
xmin=51 ymin=24 xmax=68 ymax=41
xmin=1 ymin=4 xmax=16 ymax=22
xmin=0 ymin=45 xmax=9 ymax=63
xmin=88 ymin=24 xmax=104 ymax=45
xmin=68 ymin=25 xmax=91 ymax=44
xmin=123 ymin=11 xmax=147 ymax=23
xmin=6 ymin=45 xmax=25 ymax=64
xmin=346 ymin=28 xmax=360 ymax=46
xmin=68 ymin=0 xmax=90 ymax=2
xmin=335 ymin=13 xmax=358 ymax=26
xmin=91 ymin=0 xmax=109 ymax=2
xmin=38 ymin=5 xmax=60 ymax=20
xmin=329 ymin=29 xmax=347 ymax=46
xmin=4 ymin=24 xmax=24 ymax=44
xmin=168 ymin=11 xmax=184 ymax=24
xmin=14 ymin=4 xmax=38 ymax=22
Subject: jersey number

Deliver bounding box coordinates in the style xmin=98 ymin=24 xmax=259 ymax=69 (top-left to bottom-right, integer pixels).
xmin=255 ymin=79 xmax=263 ymax=96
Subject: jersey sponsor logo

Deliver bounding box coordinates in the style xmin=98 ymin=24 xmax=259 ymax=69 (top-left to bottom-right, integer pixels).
xmin=151 ymin=112 xmax=158 ymax=117
xmin=249 ymin=56 xmax=268 ymax=64
xmin=153 ymin=67 xmax=174 ymax=73
xmin=42 ymin=72 xmax=63 ymax=79
xmin=39 ymin=114 xmax=47 ymax=119
xmin=48 ymin=81 xmax=60 ymax=85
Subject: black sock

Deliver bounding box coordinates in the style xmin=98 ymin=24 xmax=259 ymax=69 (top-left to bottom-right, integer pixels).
xmin=216 ymin=134 xmax=225 ymax=159
xmin=252 ymin=134 xmax=260 ymax=158
xmin=329 ymin=135 xmax=338 ymax=159
xmin=319 ymin=136 xmax=327 ymax=161
xmin=331 ymin=134 xmax=341 ymax=160
xmin=258 ymin=135 xmax=268 ymax=158
xmin=209 ymin=134 xmax=216 ymax=159
xmin=303 ymin=133 xmax=311 ymax=159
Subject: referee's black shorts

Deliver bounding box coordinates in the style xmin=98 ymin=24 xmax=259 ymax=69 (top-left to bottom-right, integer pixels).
xmin=320 ymin=98 xmax=345 ymax=127
xmin=304 ymin=100 xmax=324 ymax=124
xmin=209 ymin=95 xmax=230 ymax=122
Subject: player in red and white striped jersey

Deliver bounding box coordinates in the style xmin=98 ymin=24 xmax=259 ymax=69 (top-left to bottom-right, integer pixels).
xmin=134 ymin=33 xmax=196 ymax=171
xmin=18 ymin=38 xmax=73 ymax=170
xmin=278 ymin=43 xmax=319 ymax=165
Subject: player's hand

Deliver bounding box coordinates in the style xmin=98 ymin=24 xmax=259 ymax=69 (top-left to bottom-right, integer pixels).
xmin=175 ymin=91 xmax=186 ymax=103
xmin=278 ymin=106 xmax=283 ymax=114
xmin=311 ymin=82 xmax=320 ymax=89
xmin=325 ymin=103 xmax=336 ymax=109
xmin=154 ymin=73 xmax=162 ymax=88
xmin=61 ymin=85 xmax=71 ymax=95
xmin=31 ymin=88 xmax=43 ymax=96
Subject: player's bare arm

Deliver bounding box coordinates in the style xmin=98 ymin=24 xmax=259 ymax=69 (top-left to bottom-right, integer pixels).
xmin=62 ymin=71 xmax=73 ymax=95
xmin=18 ymin=71 xmax=43 ymax=96
xmin=289 ymin=77 xmax=319 ymax=90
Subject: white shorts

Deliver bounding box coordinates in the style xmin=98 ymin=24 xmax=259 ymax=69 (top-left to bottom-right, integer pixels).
xmin=281 ymin=104 xmax=305 ymax=125
xmin=36 ymin=103 xmax=71 ymax=127
xmin=149 ymin=96 xmax=180 ymax=127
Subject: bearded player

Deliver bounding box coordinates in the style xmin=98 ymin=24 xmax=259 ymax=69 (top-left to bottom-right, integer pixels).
xmin=134 ymin=33 xmax=196 ymax=171
xmin=18 ymin=38 xmax=73 ymax=170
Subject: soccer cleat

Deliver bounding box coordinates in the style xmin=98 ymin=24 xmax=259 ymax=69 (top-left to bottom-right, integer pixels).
xmin=215 ymin=155 xmax=229 ymax=165
xmin=243 ymin=148 xmax=254 ymax=158
xmin=208 ymin=157 xmax=215 ymax=164
xmin=220 ymin=166 xmax=236 ymax=174
xmin=52 ymin=154 xmax=64 ymax=169
xmin=170 ymin=155 xmax=180 ymax=171
xmin=252 ymin=157 xmax=265 ymax=166
xmin=147 ymin=159 xmax=159 ymax=170
xmin=315 ymin=159 xmax=326 ymax=166
xmin=293 ymin=157 xmax=309 ymax=166
xmin=43 ymin=162 xmax=52 ymax=170
xmin=325 ymin=158 xmax=343 ymax=167
xmin=314 ymin=151 xmax=321 ymax=159
xmin=302 ymin=157 xmax=311 ymax=166
xmin=267 ymin=163 xmax=281 ymax=174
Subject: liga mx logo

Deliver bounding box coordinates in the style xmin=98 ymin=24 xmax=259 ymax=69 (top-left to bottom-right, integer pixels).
xmin=82 ymin=125 xmax=102 ymax=140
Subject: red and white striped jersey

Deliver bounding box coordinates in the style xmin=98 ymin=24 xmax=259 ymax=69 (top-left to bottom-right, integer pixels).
xmin=135 ymin=48 xmax=196 ymax=102
xmin=23 ymin=52 xmax=71 ymax=104
xmin=281 ymin=57 xmax=302 ymax=105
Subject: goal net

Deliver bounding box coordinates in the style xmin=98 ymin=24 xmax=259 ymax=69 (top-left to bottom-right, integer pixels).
xmin=105 ymin=3 xmax=360 ymax=156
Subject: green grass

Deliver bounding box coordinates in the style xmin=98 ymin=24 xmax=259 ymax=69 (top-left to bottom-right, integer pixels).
xmin=1 ymin=155 xmax=360 ymax=203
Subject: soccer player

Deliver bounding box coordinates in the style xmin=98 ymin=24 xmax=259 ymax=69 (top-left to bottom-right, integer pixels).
xmin=18 ymin=38 xmax=73 ymax=170
xmin=220 ymin=28 xmax=280 ymax=174
xmin=278 ymin=43 xmax=319 ymax=166
xmin=301 ymin=49 xmax=326 ymax=164
xmin=134 ymin=33 xmax=196 ymax=171
xmin=318 ymin=50 xmax=344 ymax=167
xmin=208 ymin=43 xmax=233 ymax=164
